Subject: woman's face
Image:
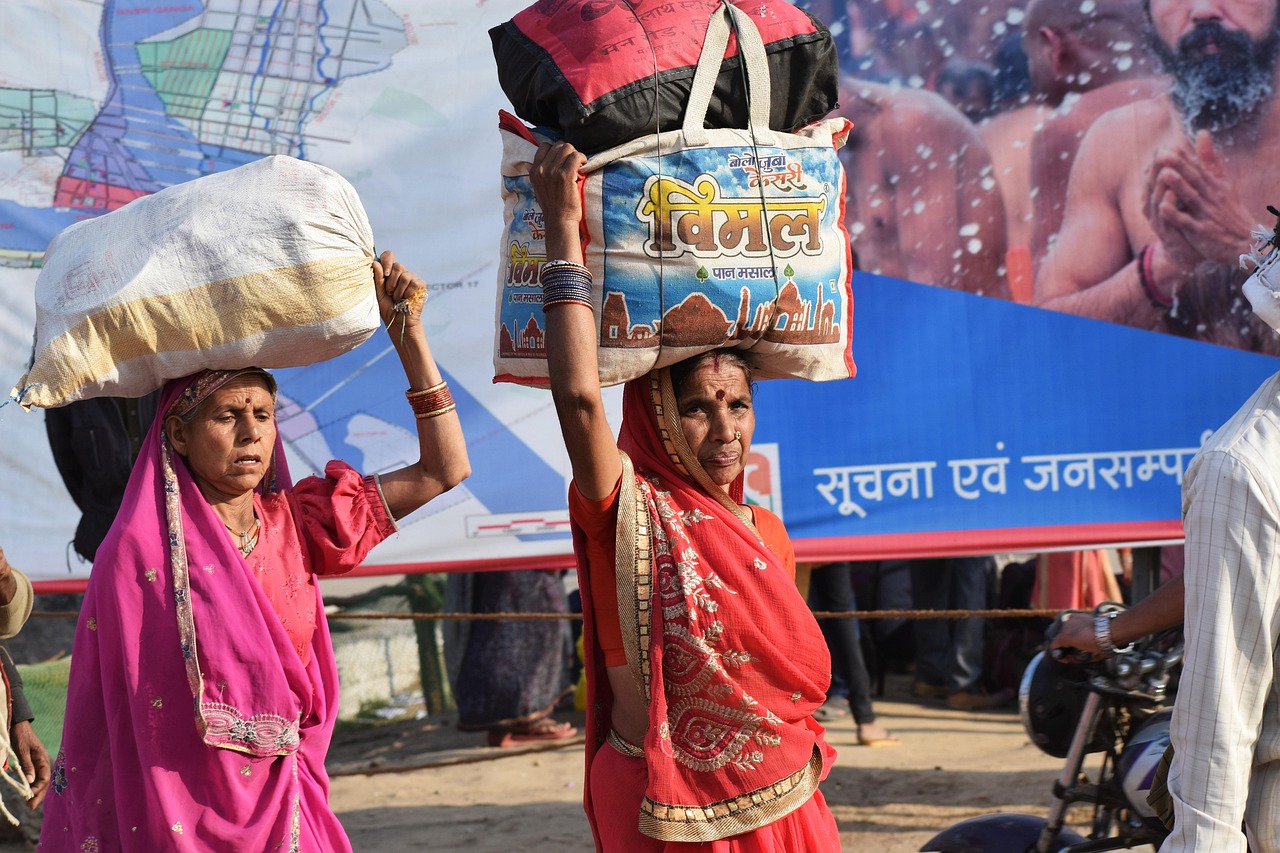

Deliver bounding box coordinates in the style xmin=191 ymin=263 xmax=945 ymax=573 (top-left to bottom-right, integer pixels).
xmin=675 ymin=358 xmax=754 ymax=492
xmin=167 ymin=376 xmax=277 ymax=501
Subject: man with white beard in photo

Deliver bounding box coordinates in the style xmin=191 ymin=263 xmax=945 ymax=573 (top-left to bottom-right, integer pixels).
xmin=1035 ymin=0 xmax=1280 ymax=355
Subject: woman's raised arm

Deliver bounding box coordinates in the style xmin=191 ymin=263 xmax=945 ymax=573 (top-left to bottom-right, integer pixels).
xmin=371 ymin=250 xmax=471 ymax=519
xmin=530 ymin=142 xmax=622 ymax=500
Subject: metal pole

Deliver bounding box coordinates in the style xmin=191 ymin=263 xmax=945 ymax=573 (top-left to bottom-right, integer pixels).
xmin=1131 ymin=547 xmax=1160 ymax=603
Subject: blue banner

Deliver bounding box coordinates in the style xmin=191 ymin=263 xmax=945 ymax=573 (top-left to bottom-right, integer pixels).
xmin=751 ymin=274 xmax=1280 ymax=558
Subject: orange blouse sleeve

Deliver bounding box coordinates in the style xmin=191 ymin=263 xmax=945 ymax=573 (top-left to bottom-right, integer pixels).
xmin=568 ymin=478 xmax=629 ymax=667
xmin=750 ymin=504 xmax=796 ymax=581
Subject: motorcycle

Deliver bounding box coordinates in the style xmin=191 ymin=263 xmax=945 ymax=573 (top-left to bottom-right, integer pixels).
xmin=920 ymin=607 xmax=1182 ymax=853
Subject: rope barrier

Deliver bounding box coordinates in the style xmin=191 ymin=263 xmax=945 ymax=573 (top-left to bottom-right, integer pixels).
xmin=28 ymin=608 xmax=1068 ymax=622
xmin=328 ymin=608 xmax=1066 ymax=622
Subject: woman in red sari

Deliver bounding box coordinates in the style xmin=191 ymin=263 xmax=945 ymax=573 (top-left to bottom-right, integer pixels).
xmin=532 ymin=143 xmax=841 ymax=850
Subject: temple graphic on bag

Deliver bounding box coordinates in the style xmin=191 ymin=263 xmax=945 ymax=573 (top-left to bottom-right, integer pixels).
xmin=499 ymin=268 xmax=841 ymax=361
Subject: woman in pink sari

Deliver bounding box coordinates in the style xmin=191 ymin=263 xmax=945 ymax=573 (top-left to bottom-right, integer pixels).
xmin=532 ymin=142 xmax=841 ymax=851
xmin=40 ymin=252 xmax=470 ymax=852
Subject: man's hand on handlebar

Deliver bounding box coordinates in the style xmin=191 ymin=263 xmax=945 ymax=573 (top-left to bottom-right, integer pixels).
xmin=1048 ymin=611 xmax=1106 ymax=662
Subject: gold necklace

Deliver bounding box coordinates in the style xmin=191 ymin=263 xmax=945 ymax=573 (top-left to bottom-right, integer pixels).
xmin=226 ymin=515 xmax=260 ymax=557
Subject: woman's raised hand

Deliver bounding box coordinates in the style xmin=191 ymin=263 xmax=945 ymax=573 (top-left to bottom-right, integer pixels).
xmin=530 ymin=141 xmax=587 ymax=235
xmin=373 ymin=249 xmax=427 ymax=340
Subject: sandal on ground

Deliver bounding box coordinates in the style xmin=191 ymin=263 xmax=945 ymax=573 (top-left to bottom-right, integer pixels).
xmin=488 ymin=717 xmax=578 ymax=747
xmin=856 ymin=724 xmax=901 ymax=747
xmin=813 ymin=699 xmax=850 ymax=722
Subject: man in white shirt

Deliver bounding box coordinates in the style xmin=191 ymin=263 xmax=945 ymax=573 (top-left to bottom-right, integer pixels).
xmin=1162 ymin=368 xmax=1280 ymax=852
xmin=1047 ymin=189 xmax=1280 ymax=848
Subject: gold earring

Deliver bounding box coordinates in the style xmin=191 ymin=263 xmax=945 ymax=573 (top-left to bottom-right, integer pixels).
xmin=734 ymin=430 xmax=741 ymax=441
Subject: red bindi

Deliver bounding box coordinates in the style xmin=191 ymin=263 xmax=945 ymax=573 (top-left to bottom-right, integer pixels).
xmin=715 ymin=389 xmax=725 ymax=400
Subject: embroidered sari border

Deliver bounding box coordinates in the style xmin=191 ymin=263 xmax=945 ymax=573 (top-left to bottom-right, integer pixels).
xmin=200 ymin=703 xmax=300 ymax=757
xmin=615 ymin=451 xmax=652 ymax=701
xmin=162 ymin=439 xmax=205 ymax=713
xmin=637 ymin=746 xmax=825 ymax=842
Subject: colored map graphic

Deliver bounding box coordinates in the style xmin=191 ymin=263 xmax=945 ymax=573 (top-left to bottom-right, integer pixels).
xmin=0 ymin=1 xmax=574 ymax=579
xmin=0 ymin=0 xmax=408 ymax=267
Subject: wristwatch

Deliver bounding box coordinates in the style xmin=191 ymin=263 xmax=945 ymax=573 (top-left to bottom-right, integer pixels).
xmin=1094 ymin=611 xmax=1135 ymax=655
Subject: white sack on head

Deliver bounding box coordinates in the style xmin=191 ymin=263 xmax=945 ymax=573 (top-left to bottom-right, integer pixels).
xmin=12 ymin=155 xmax=378 ymax=410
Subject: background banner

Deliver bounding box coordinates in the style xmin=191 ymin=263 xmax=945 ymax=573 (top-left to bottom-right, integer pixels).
xmin=1 ymin=0 xmax=1276 ymax=584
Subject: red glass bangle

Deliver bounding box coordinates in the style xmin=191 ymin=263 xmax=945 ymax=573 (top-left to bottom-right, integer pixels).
xmin=1138 ymin=244 xmax=1172 ymax=309
xmin=406 ymin=383 xmax=453 ymax=418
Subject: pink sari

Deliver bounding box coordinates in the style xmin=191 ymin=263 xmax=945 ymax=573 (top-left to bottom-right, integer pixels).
xmin=41 ymin=371 xmax=393 ymax=852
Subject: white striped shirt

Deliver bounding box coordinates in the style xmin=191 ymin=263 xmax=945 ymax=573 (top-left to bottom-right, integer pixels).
xmin=1167 ymin=371 xmax=1280 ymax=853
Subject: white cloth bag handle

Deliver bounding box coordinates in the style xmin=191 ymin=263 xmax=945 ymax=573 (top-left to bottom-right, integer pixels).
xmin=682 ymin=2 xmax=776 ymax=147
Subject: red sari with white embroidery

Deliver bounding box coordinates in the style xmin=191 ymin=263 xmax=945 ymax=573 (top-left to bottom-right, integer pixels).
xmin=570 ymin=370 xmax=839 ymax=850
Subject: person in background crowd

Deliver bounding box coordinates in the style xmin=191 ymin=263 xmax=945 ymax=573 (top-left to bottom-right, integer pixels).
xmin=1023 ymin=0 xmax=1164 ymax=270
xmin=532 ymin=139 xmax=841 ymax=850
xmin=1036 ymin=0 xmax=1280 ymax=354
xmin=908 ymin=556 xmax=1010 ymax=711
xmin=40 ymin=252 xmax=470 ymax=852
xmin=981 ymin=0 xmax=1160 ymax=300
xmin=808 ymin=562 xmax=899 ymax=746
xmin=991 ymin=30 xmax=1033 ymax=111
xmin=445 ymin=569 xmax=577 ymax=747
xmin=1030 ymin=549 xmax=1125 ymax=613
xmin=837 ymin=76 xmax=1010 ymax=298
xmin=0 ymin=546 xmax=50 ymax=812
xmin=45 ymin=393 xmax=160 ymax=563
xmin=937 ymin=58 xmax=999 ymax=121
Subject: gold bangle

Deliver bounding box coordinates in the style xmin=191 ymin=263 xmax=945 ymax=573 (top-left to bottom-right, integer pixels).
xmin=406 ymin=381 xmax=447 ymax=399
xmin=414 ymin=403 xmax=457 ymax=420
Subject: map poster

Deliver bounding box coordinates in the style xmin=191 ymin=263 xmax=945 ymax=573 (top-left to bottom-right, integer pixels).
xmin=0 ymin=0 xmax=582 ymax=584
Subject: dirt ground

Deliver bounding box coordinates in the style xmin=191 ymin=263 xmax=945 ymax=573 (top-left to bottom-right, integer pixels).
xmin=0 ymin=671 xmax=1142 ymax=851
xmin=324 ymin=672 xmax=1130 ymax=853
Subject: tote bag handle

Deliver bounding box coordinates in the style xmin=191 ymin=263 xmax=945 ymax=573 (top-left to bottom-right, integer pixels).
xmin=682 ymin=2 xmax=775 ymax=147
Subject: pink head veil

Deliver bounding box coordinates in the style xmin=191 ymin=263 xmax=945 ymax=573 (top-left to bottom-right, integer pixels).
xmin=99 ymin=368 xmax=317 ymax=755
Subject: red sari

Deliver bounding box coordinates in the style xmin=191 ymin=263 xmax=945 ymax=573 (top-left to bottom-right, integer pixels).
xmin=571 ymin=369 xmax=840 ymax=850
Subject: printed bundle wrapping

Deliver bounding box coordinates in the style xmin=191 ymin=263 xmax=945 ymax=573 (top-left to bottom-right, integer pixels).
xmin=493 ymin=2 xmax=855 ymax=387
xmin=12 ymin=156 xmax=378 ymax=410
xmin=490 ymin=0 xmax=838 ymax=155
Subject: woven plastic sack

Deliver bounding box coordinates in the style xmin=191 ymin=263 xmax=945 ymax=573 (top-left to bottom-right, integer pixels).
xmin=494 ymin=3 xmax=855 ymax=387
xmin=12 ymin=156 xmax=377 ymax=409
xmin=490 ymin=0 xmax=837 ymax=155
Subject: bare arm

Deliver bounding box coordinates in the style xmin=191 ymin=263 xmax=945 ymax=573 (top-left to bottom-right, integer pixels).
xmin=1035 ymin=112 xmax=1166 ymax=329
xmin=530 ymin=142 xmax=623 ymax=501
xmin=1051 ymin=574 xmax=1185 ymax=656
xmin=1030 ymin=110 xmax=1085 ymax=271
xmin=368 ymin=251 xmax=471 ymax=519
xmin=1031 ymin=78 xmax=1170 ymax=273
xmin=885 ymin=92 xmax=1008 ymax=297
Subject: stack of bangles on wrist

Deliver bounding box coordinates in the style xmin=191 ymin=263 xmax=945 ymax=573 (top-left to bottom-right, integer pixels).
xmin=540 ymin=259 xmax=592 ymax=310
xmin=406 ymin=382 xmax=455 ymax=419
